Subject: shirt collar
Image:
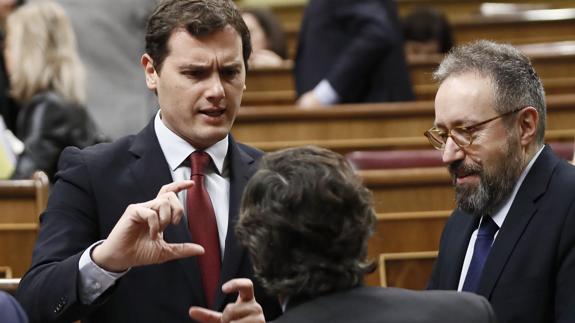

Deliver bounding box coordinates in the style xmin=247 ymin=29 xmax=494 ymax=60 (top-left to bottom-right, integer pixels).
xmin=154 ymin=111 xmax=228 ymax=174
xmin=490 ymin=145 xmax=545 ymax=228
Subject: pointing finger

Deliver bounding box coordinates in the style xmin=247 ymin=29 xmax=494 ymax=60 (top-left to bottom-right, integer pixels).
xmin=157 ymin=180 xmax=194 ymax=196
xmin=222 ymin=278 xmax=255 ymax=302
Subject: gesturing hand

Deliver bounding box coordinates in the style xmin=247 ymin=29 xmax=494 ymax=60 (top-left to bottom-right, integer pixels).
xmin=92 ymin=180 xmax=205 ymax=272
xmin=189 ymin=278 xmax=265 ymax=323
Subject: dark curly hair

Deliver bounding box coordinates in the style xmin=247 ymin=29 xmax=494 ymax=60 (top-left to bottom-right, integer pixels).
xmin=145 ymin=0 xmax=252 ymax=71
xmin=236 ymin=146 xmax=376 ymax=300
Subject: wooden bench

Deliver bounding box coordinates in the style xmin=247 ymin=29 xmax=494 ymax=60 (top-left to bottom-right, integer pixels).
xmin=244 ymin=43 xmax=575 ymax=104
xmin=360 ymin=167 xmax=454 ymax=213
xmin=410 ymin=41 xmax=575 ymax=87
xmin=247 ymin=128 xmax=575 ymax=155
xmin=282 ymin=8 xmax=575 ymax=60
xmin=364 ymin=210 xmax=448 ymax=286
xmin=233 ymin=94 xmax=575 ymax=143
xmin=347 ymin=141 xmax=574 ymax=170
xmin=376 ymin=251 xmax=438 ymax=289
xmin=0 ymin=278 xmax=19 ymax=295
xmin=451 ymin=9 xmax=575 ymax=45
xmin=0 ymin=266 xmax=12 ymax=279
xmin=0 ymin=172 xmax=49 ymax=277
xmin=247 ymin=0 xmax=575 ymax=29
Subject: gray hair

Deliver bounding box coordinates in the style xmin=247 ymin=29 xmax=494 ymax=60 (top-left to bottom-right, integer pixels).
xmin=434 ymin=40 xmax=546 ymax=144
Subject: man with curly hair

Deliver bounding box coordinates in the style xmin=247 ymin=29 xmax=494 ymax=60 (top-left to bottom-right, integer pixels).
xmin=220 ymin=146 xmax=496 ymax=322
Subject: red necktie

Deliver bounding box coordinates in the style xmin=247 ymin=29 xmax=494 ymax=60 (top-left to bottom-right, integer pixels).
xmin=187 ymin=151 xmax=221 ymax=309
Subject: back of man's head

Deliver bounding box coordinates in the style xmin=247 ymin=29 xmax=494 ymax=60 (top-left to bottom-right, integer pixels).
xmin=236 ymin=146 xmax=376 ymax=301
xmin=145 ymin=0 xmax=251 ymax=71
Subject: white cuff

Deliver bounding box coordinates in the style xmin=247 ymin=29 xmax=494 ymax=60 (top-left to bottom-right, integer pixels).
xmin=313 ymin=80 xmax=340 ymax=106
xmin=78 ymin=241 xmax=130 ymax=304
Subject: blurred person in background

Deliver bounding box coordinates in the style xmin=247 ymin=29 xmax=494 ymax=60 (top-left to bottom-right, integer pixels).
xmin=242 ymin=7 xmax=288 ymax=68
xmin=402 ymin=7 xmax=453 ymax=61
xmin=0 ymin=0 xmax=23 ymax=132
xmin=5 ymin=1 xmax=104 ymax=181
xmin=294 ymin=0 xmax=413 ymax=108
xmin=45 ymin=0 xmax=158 ymax=139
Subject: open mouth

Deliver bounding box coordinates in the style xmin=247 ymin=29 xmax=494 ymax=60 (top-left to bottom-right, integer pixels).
xmin=199 ymin=107 xmax=226 ymax=118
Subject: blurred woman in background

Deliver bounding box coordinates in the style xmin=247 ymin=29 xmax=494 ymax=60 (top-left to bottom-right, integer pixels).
xmin=5 ymin=1 xmax=104 ymax=181
xmin=242 ymin=7 xmax=288 ymax=68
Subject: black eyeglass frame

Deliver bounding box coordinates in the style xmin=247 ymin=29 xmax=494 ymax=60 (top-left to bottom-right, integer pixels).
xmin=424 ymin=107 xmax=526 ymax=150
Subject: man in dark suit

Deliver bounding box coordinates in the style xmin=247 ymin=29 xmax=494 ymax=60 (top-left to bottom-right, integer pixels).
xmin=294 ymin=0 xmax=414 ymax=108
xmin=192 ymin=146 xmax=495 ymax=323
xmin=426 ymin=40 xmax=575 ymax=323
xmin=16 ymin=0 xmax=281 ymax=322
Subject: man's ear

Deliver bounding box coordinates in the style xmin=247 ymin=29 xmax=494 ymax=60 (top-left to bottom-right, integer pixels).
xmin=517 ymin=106 xmax=539 ymax=146
xmin=141 ymin=53 xmax=158 ymax=91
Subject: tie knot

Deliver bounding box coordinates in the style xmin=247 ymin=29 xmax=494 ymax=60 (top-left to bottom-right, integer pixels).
xmin=478 ymin=215 xmax=499 ymax=238
xmin=190 ymin=151 xmax=211 ymax=175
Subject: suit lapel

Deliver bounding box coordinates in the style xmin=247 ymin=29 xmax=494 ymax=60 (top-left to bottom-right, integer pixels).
xmin=127 ymin=120 xmax=173 ymax=201
xmin=442 ymin=211 xmax=479 ymax=289
xmin=127 ymin=120 xmax=206 ymax=305
xmin=214 ymin=137 xmax=258 ymax=310
xmin=478 ymin=145 xmax=558 ymax=298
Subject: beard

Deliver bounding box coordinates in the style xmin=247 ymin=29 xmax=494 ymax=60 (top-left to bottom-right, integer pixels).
xmin=448 ymin=137 xmax=524 ymax=216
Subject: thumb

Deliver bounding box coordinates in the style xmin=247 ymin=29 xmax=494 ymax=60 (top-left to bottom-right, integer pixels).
xmin=189 ymin=306 xmax=222 ymax=323
xmin=162 ymin=243 xmax=204 ymax=262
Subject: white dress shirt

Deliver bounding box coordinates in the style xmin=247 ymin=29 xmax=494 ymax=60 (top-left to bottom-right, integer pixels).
xmin=457 ymin=146 xmax=544 ymax=291
xmin=78 ymin=112 xmax=231 ymax=303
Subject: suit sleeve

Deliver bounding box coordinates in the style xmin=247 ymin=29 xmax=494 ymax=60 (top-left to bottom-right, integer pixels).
xmin=555 ymin=197 xmax=575 ymax=322
xmin=16 ymin=147 xmax=110 ymax=323
xmin=325 ymin=0 xmax=398 ymax=101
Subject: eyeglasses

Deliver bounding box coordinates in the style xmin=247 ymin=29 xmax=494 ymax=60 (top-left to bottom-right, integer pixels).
xmin=424 ymin=107 xmax=525 ymax=150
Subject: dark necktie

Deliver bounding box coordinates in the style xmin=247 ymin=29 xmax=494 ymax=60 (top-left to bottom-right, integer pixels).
xmin=462 ymin=215 xmax=499 ymax=293
xmin=187 ymin=151 xmax=221 ymax=309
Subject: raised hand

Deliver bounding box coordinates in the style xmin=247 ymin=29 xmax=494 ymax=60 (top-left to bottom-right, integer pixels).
xmin=92 ymin=180 xmax=205 ymax=272
xmin=189 ymin=278 xmax=265 ymax=323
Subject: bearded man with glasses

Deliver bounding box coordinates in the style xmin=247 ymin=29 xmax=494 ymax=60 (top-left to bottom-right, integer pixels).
xmin=426 ymin=40 xmax=575 ymax=323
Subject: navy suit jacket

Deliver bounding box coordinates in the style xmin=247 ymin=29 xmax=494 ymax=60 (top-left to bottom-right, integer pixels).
xmin=294 ymin=0 xmax=414 ymax=103
xmin=272 ymin=286 xmax=496 ymax=323
xmin=16 ymin=120 xmax=281 ymax=323
xmin=428 ymin=146 xmax=575 ymax=323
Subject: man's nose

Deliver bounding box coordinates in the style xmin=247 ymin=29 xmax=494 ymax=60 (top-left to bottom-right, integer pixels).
xmin=442 ymin=137 xmax=465 ymax=165
xmin=206 ymin=74 xmax=225 ymax=103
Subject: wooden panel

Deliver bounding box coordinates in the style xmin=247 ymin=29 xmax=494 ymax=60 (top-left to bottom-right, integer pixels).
xmin=243 ymin=42 xmax=575 ymax=104
xmin=0 ymin=278 xmax=20 ymax=295
xmin=283 ymin=8 xmax=575 ymax=60
xmin=409 ymin=41 xmax=575 ymax=87
xmin=250 ymin=0 xmax=575 ymax=30
xmin=248 ymin=128 xmax=575 ymax=155
xmin=234 ymin=101 xmax=435 ymax=142
xmin=234 ymin=94 xmax=575 ymax=143
xmin=246 ymin=62 xmax=294 ymax=92
xmin=376 ymin=251 xmax=438 ymax=289
xmin=0 ymin=172 xmax=49 ymax=277
xmin=451 ymin=9 xmax=575 ymax=45
xmin=360 ymin=167 xmax=454 ymax=213
xmin=242 ymin=90 xmax=295 ymax=107
xmin=0 ymin=266 xmax=12 ymax=279
xmin=364 ymin=211 xmax=448 ymax=286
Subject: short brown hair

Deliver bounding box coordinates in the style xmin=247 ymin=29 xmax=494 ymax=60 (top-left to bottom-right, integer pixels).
xmin=145 ymin=0 xmax=252 ymax=71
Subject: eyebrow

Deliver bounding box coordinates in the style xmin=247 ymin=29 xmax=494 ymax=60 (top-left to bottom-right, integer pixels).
xmin=220 ymin=62 xmax=243 ymax=70
xmin=434 ymin=117 xmax=481 ymax=129
xmin=179 ymin=59 xmax=243 ymax=68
